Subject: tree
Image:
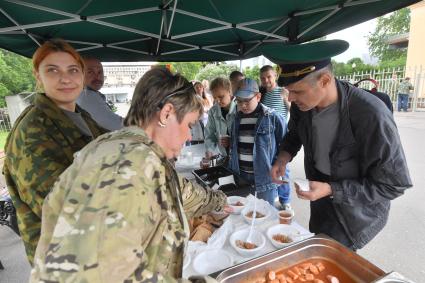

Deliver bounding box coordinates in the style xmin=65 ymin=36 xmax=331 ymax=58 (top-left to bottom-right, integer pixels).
xmin=367 ymin=8 xmax=410 ymax=63
xmin=195 ymin=63 xmax=239 ymax=82
xmin=243 ymin=65 xmax=261 ymax=83
xmin=0 ymin=49 xmax=35 ymax=107
xmin=157 ymin=61 xmax=205 ymax=81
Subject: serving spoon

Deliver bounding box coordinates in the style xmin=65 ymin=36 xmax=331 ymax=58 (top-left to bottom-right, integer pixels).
xmin=246 ymin=191 xmax=257 ymax=244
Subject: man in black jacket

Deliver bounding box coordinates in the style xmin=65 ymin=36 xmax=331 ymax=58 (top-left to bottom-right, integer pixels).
xmin=262 ymin=40 xmax=412 ymax=250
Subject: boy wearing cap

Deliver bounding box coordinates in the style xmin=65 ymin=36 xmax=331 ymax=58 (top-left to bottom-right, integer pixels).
xmin=229 ymin=78 xmax=286 ymax=205
xmin=263 ymin=40 xmax=411 ymax=250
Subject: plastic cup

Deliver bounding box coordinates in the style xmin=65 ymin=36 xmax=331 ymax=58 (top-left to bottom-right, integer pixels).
xmin=293 ymin=178 xmax=310 ymax=192
xmin=186 ymin=151 xmax=193 ymax=164
xmin=278 ymin=209 xmax=294 ymax=224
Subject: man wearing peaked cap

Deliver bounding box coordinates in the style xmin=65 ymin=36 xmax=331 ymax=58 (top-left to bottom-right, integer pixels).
xmin=261 ymin=40 xmax=412 ymax=250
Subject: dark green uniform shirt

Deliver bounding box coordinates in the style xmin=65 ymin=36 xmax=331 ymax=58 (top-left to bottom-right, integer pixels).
xmin=3 ymin=93 xmax=106 ymax=264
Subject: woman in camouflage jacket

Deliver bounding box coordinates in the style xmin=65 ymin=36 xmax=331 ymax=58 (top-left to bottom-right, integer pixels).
xmin=31 ymin=68 xmax=228 ymax=282
xmin=3 ymin=39 xmax=106 ymax=264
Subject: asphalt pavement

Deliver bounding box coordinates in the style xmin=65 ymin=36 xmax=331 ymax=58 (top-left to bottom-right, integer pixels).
xmin=0 ymin=111 xmax=424 ymax=282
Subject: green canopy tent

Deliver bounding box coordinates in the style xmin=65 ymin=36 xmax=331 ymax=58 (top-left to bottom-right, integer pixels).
xmin=0 ymin=0 xmax=420 ymax=62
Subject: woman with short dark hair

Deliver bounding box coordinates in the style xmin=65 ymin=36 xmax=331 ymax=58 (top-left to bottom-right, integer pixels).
xmin=31 ymin=68 xmax=228 ymax=282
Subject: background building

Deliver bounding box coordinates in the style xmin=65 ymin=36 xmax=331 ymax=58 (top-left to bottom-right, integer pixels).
xmin=101 ymin=62 xmax=155 ymax=103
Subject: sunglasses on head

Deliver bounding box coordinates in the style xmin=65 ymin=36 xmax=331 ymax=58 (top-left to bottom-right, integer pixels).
xmin=157 ymin=84 xmax=195 ymax=109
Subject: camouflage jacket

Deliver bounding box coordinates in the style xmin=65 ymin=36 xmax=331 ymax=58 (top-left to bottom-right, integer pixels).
xmin=31 ymin=127 xmax=226 ymax=283
xmin=3 ymin=93 xmax=106 ymax=264
xmin=397 ymin=79 xmax=414 ymax=95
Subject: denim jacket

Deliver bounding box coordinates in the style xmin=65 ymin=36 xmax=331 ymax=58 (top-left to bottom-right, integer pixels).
xmin=229 ymin=104 xmax=286 ymax=192
xmin=204 ymin=100 xmax=237 ymax=156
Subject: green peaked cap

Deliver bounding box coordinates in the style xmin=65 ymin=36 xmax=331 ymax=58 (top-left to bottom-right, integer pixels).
xmin=260 ymin=39 xmax=349 ymax=86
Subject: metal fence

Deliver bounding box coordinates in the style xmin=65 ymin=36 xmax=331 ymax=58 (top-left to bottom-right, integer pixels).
xmin=0 ymin=108 xmax=12 ymax=132
xmin=337 ymin=65 xmax=425 ymax=112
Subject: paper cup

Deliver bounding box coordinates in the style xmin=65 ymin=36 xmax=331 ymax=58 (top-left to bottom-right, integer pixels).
xmin=293 ymin=178 xmax=310 ymax=192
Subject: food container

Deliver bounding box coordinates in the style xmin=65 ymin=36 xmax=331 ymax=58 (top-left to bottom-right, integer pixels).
xmin=229 ymin=228 xmax=266 ymax=258
xmin=278 ymin=209 xmax=294 ymax=224
xmin=193 ymin=250 xmax=233 ymax=275
xmin=266 ymin=224 xmax=301 ymax=249
xmin=214 ymin=235 xmax=386 ymax=282
xmin=192 ymin=166 xmax=255 ymax=196
xmin=372 ymin=272 xmax=416 ymax=283
xmin=241 ymin=203 xmax=271 ymax=225
xmin=293 ymin=178 xmax=310 ymax=192
xmin=227 ymin=196 xmax=247 ymax=214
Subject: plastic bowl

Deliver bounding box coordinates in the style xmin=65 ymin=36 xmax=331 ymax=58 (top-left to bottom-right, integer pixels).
xmin=227 ymin=196 xmax=247 ymax=214
xmin=241 ymin=204 xmax=270 ymax=225
xmin=266 ymin=224 xmax=301 ymax=249
xmin=230 ymin=228 xmax=266 ymax=257
xmin=192 ymin=249 xmax=233 ymax=275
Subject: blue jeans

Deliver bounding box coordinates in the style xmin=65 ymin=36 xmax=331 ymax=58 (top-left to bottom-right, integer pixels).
xmin=239 ymin=171 xmax=277 ymax=206
xmin=278 ymin=167 xmax=291 ymax=204
xmin=398 ymin=93 xmax=409 ymax=111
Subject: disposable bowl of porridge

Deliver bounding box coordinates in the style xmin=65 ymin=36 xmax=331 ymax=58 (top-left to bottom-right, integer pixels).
xmin=230 ymin=228 xmax=266 ymax=257
xmin=227 ymin=196 xmax=247 ymax=214
xmin=241 ymin=205 xmax=270 ymax=225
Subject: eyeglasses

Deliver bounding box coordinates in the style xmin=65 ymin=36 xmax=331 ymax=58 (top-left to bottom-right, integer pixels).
xmin=235 ymin=95 xmax=257 ymax=106
xmin=157 ymin=84 xmax=195 ymax=108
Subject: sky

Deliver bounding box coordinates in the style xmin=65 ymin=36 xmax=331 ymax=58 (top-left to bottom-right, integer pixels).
xmin=327 ymin=18 xmax=377 ymax=63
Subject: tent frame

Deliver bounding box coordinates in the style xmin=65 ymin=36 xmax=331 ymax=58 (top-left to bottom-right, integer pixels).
xmin=1 ymin=0 xmax=385 ymax=59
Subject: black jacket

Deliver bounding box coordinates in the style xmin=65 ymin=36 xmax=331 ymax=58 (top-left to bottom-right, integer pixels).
xmin=281 ymin=79 xmax=412 ymax=249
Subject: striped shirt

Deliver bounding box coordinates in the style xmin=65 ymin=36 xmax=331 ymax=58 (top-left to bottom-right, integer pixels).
xmin=237 ymin=106 xmax=260 ymax=174
xmin=262 ymin=86 xmax=288 ymax=119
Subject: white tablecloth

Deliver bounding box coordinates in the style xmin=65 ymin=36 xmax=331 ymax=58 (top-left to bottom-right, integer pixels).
xmin=183 ymin=195 xmax=311 ymax=278
xmin=175 ymin=144 xmax=311 ymax=278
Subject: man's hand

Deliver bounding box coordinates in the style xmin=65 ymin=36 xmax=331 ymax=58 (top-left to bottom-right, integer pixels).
xmin=270 ymin=151 xmax=291 ymax=184
xmin=296 ymin=181 xmax=332 ymax=201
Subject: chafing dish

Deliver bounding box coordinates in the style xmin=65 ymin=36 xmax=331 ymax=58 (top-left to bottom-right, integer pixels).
xmin=214 ymin=235 xmax=386 ymax=282
xmin=372 ymin=272 xmax=416 ymax=283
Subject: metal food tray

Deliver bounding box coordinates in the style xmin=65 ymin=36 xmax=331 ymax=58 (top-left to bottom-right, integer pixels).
xmin=214 ymin=235 xmax=386 ymax=283
xmin=372 ymin=272 xmax=416 ymax=283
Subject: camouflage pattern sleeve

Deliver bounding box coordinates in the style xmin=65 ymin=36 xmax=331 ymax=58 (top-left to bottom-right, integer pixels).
xmin=179 ymin=176 xmax=227 ymax=219
xmin=4 ymin=127 xmax=71 ymax=263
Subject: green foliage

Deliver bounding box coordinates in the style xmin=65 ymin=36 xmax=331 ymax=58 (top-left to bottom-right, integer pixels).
xmin=195 ymin=63 xmax=239 ymax=82
xmin=243 ymin=65 xmax=261 ymax=83
xmin=0 ymin=131 xmax=9 ymax=149
xmin=367 ymin=8 xmax=410 ymax=62
xmin=0 ymin=49 xmax=35 ymax=107
xmin=332 ymin=58 xmax=376 ymax=76
xmin=378 ymin=55 xmax=407 ymax=69
xmin=157 ymin=61 xmax=205 ymax=81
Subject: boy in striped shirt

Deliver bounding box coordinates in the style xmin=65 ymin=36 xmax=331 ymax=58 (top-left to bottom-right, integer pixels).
xmin=229 ymin=78 xmax=286 ymax=205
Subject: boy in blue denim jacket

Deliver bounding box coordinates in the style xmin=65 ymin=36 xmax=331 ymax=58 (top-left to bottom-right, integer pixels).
xmin=229 ymin=78 xmax=286 ymax=205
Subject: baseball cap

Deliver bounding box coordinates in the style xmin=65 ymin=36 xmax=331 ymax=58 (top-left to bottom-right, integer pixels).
xmin=234 ymin=78 xmax=259 ymax=99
